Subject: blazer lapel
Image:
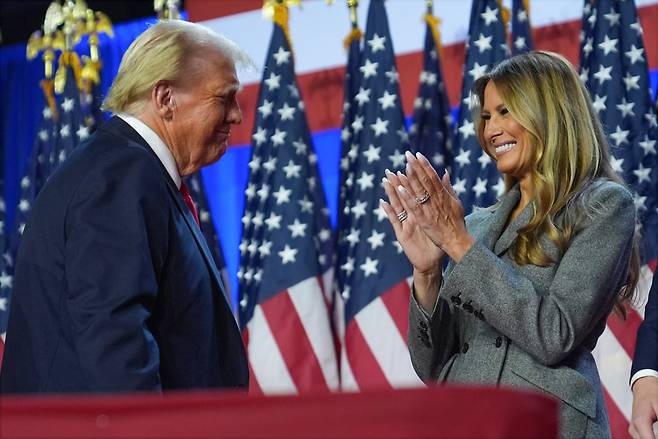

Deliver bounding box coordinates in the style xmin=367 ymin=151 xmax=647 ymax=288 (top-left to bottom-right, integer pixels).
xmin=473 ymin=185 xmax=521 ymax=252
xmin=493 ymin=203 xmax=533 ymax=256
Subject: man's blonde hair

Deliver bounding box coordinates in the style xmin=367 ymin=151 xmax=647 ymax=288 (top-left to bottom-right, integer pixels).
xmin=102 ymin=20 xmax=251 ymax=115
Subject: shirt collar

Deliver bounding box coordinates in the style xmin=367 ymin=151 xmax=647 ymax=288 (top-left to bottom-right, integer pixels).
xmin=116 ymin=113 xmax=181 ymax=189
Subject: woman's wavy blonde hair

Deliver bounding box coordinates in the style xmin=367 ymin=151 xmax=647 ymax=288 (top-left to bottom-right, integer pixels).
xmin=472 ymin=51 xmax=639 ymax=317
xmin=102 ymin=20 xmax=252 ymax=115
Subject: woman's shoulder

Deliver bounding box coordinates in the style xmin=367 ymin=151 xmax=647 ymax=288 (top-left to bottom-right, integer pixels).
xmin=584 ymin=179 xmax=634 ymax=211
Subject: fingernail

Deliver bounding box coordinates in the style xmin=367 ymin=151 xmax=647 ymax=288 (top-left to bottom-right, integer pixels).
xmin=379 ymin=198 xmax=386 ymax=205
xmin=405 ymin=150 xmax=414 ymax=161
xmin=397 ymin=171 xmax=404 ymax=177
xmin=406 ymin=163 xmax=412 ymax=173
xmin=382 ymin=177 xmax=388 ymax=184
xmin=385 ymin=168 xmax=392 ymax=176
xmin=397 ymin=185 xmax=407 ymax=194
xmin=416 ymin=151 xmax=426 ymax=161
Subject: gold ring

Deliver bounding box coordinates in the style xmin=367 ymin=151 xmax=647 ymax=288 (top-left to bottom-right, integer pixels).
xmin=415 ymin=191 xmax=430 ymax=205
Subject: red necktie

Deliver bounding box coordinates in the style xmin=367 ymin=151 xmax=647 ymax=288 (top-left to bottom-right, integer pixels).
xmin=180 ymin=181 xmax=200 ymax=226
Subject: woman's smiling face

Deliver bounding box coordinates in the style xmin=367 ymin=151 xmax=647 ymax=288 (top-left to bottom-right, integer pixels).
xmin=481 ymin=81 xmax=534 ymax=180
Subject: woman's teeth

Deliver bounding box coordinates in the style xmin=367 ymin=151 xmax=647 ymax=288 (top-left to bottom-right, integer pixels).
xmin=495 ymin=142 xmax=516 ymax=154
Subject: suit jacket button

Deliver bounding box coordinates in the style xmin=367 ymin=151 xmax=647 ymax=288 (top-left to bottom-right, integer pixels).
xmin=463 ymin=301 xmax=474 ymax=313
xmin=462 ymin=342 xmax=469 ymax=353
xmin=495 ymin=337 xmax=503 ymax=348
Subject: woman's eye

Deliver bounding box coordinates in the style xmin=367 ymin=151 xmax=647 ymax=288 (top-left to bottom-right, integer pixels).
xmin=481 ymin=114 xmax=491 ymax=121
xmin=500 ymin=108 xmax=509 ymax=115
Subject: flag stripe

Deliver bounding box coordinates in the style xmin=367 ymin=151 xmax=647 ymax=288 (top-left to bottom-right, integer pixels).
xmin=594 ymin=325 xmax=633 ymax=421
xmin=354 ymin=296 xmax=424 ymax=388
xmin=607 ymin=311 xmax=642 ymax=359
xmin=344 ymin=318 xmax=391 ymax=390
xmin=261 ymin=290 xmax=330 ymax=393
xmin=604 ymin=388 xmax=633 ymax=439
xmin=246 ymin=305 xmax=297 ymax=394
xmin=242 ymin=329 xmax=264 ymax=396
xmin=379 ymin=280 xmax=412 ymax=341
xmin=287 ymin=277 xmax=340 ymax=390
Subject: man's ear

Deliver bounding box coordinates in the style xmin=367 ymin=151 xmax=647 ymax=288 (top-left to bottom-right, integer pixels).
xmin=152 ymin=80 xmax=175 ymax=119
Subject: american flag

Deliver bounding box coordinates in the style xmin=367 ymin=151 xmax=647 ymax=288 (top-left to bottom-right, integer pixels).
xmin=186 ymin=172 xmax=232 ymax=305
xmin=510 ymin=0 xmax=533 ymax=55
xmin=47 ymin=59 xmax=92 ymax=174
xmin=0 ymin=178 xmax=9 ymax=363
xmin=335 ymin=0 xmax=421 ymax=391
xmin=2 ymin=58 xmax=94 ymax=368
xmin=451 ymin=0 xmax=509 ymax=213
xmin=237 ymin=9 xmax=338 ymax=394
xmin=1 ymin=78 xmax=59 ymax=365
xmin=408 ymin=4 xmax=453 ymax=173
xmin=579 ymin=0 xmax=658 ymax=437
xmin=336 ymin=10 xmax=363 ymax=248
xmin=334 ymin=4 xmax=363 ymax=370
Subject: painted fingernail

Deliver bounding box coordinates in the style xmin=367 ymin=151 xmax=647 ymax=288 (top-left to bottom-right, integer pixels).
xmin=397 ymin=185 xmax=407 ymax=194
xmin=382 ymin=177 xmax=388 ymax=184
xmin=385 ymin=168 xmax=392 ymax=176
xmin=416 ymin=151 xmax=426 ymax=161
xmin=405 ymin=150 xmax=415 ymax=161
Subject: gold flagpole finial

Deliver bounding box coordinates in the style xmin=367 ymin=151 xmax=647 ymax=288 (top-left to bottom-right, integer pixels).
xmin=262 ymin=0 xmax=300 ymax=50
xmin=347 ymin=0 xmax=359 ymax=30
xmin=155 ymin=0 xmax=181 ymax=20
xmin=343 ymin=0 xmax=361 ymax=49
xmin=27 ymin=1 xmax=66 ymax=79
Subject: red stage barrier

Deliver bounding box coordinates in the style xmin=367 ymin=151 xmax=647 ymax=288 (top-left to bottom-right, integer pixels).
xmin=0 ymin=385 xmax=558 ymax=438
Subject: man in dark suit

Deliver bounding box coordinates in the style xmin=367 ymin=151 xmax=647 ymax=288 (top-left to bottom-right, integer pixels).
xmin=0 ymin=20 xmax=249 ymax=393
xmin=630 ymin=268 xmax=658 ymax=439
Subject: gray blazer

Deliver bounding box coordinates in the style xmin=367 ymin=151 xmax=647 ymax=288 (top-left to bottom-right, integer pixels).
xmin=408 ymin=181 xmax=635 ymax=438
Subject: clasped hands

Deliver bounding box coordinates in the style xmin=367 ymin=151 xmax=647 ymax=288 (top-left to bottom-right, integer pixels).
xmin=380 ymin=151 xmax=475 ymax=275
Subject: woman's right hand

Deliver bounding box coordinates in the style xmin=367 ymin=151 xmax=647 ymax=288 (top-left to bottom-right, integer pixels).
xmin=380 ymin=169 xmax=444 ymax=275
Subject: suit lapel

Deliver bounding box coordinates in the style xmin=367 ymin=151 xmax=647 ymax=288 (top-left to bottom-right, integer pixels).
xmin=167 ymin=182 xmax=232 ymax=309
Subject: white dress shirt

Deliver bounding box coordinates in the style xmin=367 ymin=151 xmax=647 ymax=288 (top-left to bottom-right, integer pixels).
xmin=117 ymin=113 xmax=181 ymax=189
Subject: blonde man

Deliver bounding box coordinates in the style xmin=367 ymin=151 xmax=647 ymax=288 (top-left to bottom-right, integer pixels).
xmin=0 ymin=20 xmax=250 ymax=393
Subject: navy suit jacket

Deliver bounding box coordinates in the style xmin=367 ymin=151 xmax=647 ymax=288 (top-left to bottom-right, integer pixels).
xmin=0 ymin=117 xmax=248 ymax=393
xmin=632 ymin=267 xmax=658 ymax=378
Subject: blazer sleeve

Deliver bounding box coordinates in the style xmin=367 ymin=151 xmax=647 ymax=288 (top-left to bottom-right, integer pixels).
xmin=441 ymin=182 xmax=635 ymax=366
xmin=63 ymin=149 xmax=170 ymax=391
xmin=408 ymin=286 xmax=461 ymax=381
xmin=632 ymin=268 xmax=658 ymax=376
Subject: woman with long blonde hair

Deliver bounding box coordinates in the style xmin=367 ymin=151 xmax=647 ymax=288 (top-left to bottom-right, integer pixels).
xmin=381 ymin=51 xmax=639 ymax=438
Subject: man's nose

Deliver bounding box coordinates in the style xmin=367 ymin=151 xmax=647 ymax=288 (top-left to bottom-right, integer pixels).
xmin=229 ymin=102 xmax=243 ymax=125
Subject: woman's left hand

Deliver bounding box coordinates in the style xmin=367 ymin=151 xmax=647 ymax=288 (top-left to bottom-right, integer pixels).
xmin=397 ymin=151 xmax=475 ymax=262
